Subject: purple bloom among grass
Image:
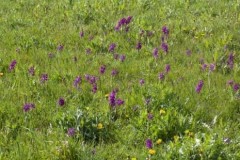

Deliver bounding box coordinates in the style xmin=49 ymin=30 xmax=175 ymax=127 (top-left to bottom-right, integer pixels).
xmin=58 ymin=98 xmax=65 ymax=106
xmin=233 ymin=83 xmax=239 ymax=92
xmin=145 ymin=139 xmax=153 ymax=149
xmin=186 ymin=49 xmax=192 ymax=56
xmin=92 ymin=84 xmax=97 ymax=93
xmin=162 ymin=26 xmax=169 ymax=36
xmin=227 ymin=80 xmax=234 ymax=86
xmin=57 ymin=44 xmax=64 ymax=51
xmin=195 ymin=80 xmax=204 ymax=93
xmin=136 ymin=42 xmax=142 ymax=50
xmin=74 ymin=76 xmax=81 ymax=88
xmin=153 ymin=48 xmax=159 ymax=58
xmin=227 ymin=53 xmax=234 ymax=69
xmin=28 ymin=66 xmax=35 ymax=76
xmin=159 ymin=72 xmax=165 ymax=80
xmin=90 ymin=76 xmax=97 ymax=84
xmin=80 ymin=30 xmax=84 ymax=38
xmin=109 ymin=43 xmax=116 ymax=52
xmin=147 ymin=113 xmax=153 ymax=120
xmin=209 ymin=63 xmax=215 ymax=71
xmin=86 ymin=48 xmax=92 ymax=54
xmin=114 ymin=54 xmax=119 ymax=60
xmin=23 ymin=103 xmax=35 ymax=112
xmin=145 ymin=98 xmax=151 ymax=105
xmin=161 ymin=42 xmax=168 ymax=53
xmin=111 ymin=70 xmax=118 ymax=76
xmin=40 ymin=74 xmax=48 ymax=83
xmin=109 ymin=91 xmax=116 ymax=107
xmin=67 ymin=128 xmax=75 ymax=136
xmin=48 ymin=53 xmax=55 ymax=58
xmin=116 ymin=99 xmax=124 ymax=106
xmin=202 ymin=64 xmax=208 ymax=71
xmin=165 ymin=64 xmax=171 ymax=73
xmin=120 ymin=54 xmax=126 ymax=62
xmin=140 ymin=79 xmax=145 ymax=85
xmin=99 ymin=65 xmax=106 ymax=74
xmin=9 ymin=60 xmax=17 ymax=71
xmin=126 ymin=16 xmax=132 ymax=24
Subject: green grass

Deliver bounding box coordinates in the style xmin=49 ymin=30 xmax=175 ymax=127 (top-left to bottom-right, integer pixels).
xmin=1 ymin=0 xmax=240 ymax=159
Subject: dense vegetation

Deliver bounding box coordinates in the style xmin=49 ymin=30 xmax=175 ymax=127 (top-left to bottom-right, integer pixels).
xmin=0 ymin=0 xmax=240 ymax=159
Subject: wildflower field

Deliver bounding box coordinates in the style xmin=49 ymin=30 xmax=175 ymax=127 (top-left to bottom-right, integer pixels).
xmin=1 ymin=0 xmax=240 ymax=159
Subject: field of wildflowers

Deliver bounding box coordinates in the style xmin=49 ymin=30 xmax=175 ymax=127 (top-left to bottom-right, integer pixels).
xmin=0 ymin=0 xmax=240 ymax=159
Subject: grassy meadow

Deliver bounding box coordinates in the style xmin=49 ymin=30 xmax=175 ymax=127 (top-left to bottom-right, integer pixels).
xmin=0 ymin=0 xmax=240 ymax=159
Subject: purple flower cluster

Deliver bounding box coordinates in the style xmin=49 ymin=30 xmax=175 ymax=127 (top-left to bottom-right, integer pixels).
xmin=86 ymin=48 xmax=92 ymax=54
xmin=58 ymin=97 xmax=65 ymax=106
xmin=23 ymin=103 xmax=35 ymax=112
xmin=80 ymin=30 xmax=84 ymax=38
xmin=28 ymin=66 xmax=35 ymax=76
xmin=92 ymin=84 xmax=97 ymax=93
xmin=99 ymin=65 xmax=106 ymax=74
xmin=40 ymin=74 xmax=48 ymax=83
xmin=165 ymin=64 xmax=171 ymax=73
xmin=108 ymin=90 xmax=124 ymax=108
xmin=153 ymin=48 xmax=159 ymax=59
xmin=136 ymin=42 xmax=142 ymax=50
xmin=202 ymin=64 xmax=208 ymax=71
xmin=113 ymin=54 xmax=126 ymax=62
xmin=227 ymin=80 xmax=240 ymax=92
xmin=67 ymin=128 xmax=75 ymax=136
xmin=186 ymin=49 xmax=192 ymax=56
xmin=209 ymin=63 xmax=215 ymax=71
xmin=109 ymin=91 xmax=116 ymax=107
xmin=145 ymin=139 xmax=153 ymax=149
xmin=227 ymin=52 xmax=234 ymax=69
xmin=201 ymin=63 xmax=215 ymax=72
xmin=57 ymin=44 xmax=64 ymax=51
xmin=195 ymin=80 xmax=204 ymax=93
xmin=73 ymin=76 xmax=81 ymax=88
xmin=162 ymin=26 xmax=169 ymax=37
xmin=111 ymin=69 xmax=118 ymax=76
xmin=109 ymin=43 xmax=116 ymax=52
xmin=115 ymin=16 xmax=133 ymax=31
xmin=233 ymin=83 xmax=239 ymax=92
xmin=161 ymin=42 xmax=168 ymax=53
xmin=139 ymin=79 xmax=145 ymax=85
xmin=9 ymin=60 xmax=17 ymax=71
xmin=147 ymin=113 xmax=153 ymax=120
xmin=159 ymin=72 xmax=165 ymax=80
xmin=85 ymin=74 xmax=98 ymax=93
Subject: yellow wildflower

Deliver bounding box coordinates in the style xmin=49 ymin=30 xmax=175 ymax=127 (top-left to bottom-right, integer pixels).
xmin=0 ymin=73 xmax=3 ymax=76
xmin=160 ymin=109 xmax=166 ymax=115
xmin=156 ymin=139 xmax=162 ymax=145
xmin=174 ymin=135 xmax=179 ymax=142
xmin=184 ymin=130 xmax=190 ymax=135
xmin=148 ymin=149 xmax=156 ymax=155
xmin=97 ymin=123 xmax=103 ymax=129
xmin=105 ymin=94 xmax=109 ymax=99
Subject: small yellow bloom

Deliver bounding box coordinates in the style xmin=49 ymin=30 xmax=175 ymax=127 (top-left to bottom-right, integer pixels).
xmin=174 ymin=135 xmax=179 ymax=142
xmin=156 ymin=139 xmax=162 ymax=145
xmin=0 ymin=73 xmax=3 ymax=76
xmin=148 ymin=149 xmax=156 ymax=155
xmin=160 ymin=109 xmax=166 ymax=115
xmin=97 ymin=123 xmax=103 ymax=129
xmin=131 ymin=158 xmax=137 ymax=160
xmin=105 ymin=94 xmax=109 ymax=99
xmin=184 ymin=130 xmax=190 ymax=135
